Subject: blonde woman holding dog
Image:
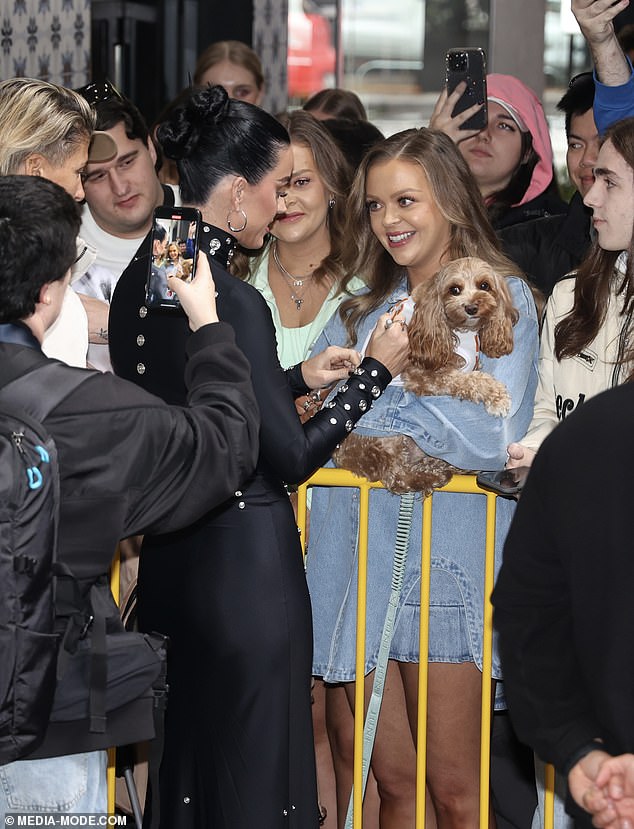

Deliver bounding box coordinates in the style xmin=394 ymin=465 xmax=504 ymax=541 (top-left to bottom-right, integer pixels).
xmin=306 ymin=127 xmax=539 ymax=828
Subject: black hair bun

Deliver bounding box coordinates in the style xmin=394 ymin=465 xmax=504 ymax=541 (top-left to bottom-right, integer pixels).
xmin=158 ymin=85 xmax=231 ymax=160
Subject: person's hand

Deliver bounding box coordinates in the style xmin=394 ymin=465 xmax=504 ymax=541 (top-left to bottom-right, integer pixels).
xmin=593 ymin=755 xmax=634 ymax=828
xmin=365 ymin=311 xmax=410 ymax=378
xmin=571 ymin=0 xmax=631 ymax=87
xmin=571 ymin=0 xmax=629 ymax=46
xmin=506 ymin=442 xmax=536 ymax=469
xmin=428 ymin=83 xmax=484 ymax=144
xmin=168 ymin=252 xmax=219 ymax=331
xmin=301 ymin=346 xmax=362 ymax=389
xmin=569 ymin=750 xmax=615 ymax=821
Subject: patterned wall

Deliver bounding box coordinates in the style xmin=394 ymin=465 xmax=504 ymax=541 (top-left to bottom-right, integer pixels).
xmin=0 ymin=0 xmax=90 ymax=86
xmin=253 ymin=0 xmax=288 ymax=114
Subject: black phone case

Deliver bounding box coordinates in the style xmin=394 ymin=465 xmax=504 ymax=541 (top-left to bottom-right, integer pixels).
xmin=476 ymin=469 xmax=525 ymax=498
xmin=445 ymin=47 xmax=487 ymax=132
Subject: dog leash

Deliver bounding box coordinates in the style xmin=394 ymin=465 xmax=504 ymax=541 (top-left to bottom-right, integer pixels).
xmin=344 ymin=490 xmax=416 ymax=829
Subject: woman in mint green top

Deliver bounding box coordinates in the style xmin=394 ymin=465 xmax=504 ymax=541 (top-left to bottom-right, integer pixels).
xmin=248 ymin=249 xmax=365 ymax=367
xmin=245 ymin=110 xmax=365 ymax=368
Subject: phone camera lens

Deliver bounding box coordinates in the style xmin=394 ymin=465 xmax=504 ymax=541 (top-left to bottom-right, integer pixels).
xmin=448 ymin=52 xmax=468 ymax=71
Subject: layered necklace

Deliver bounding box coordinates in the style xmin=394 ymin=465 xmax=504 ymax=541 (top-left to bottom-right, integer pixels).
xmin=272 ymin=241 xmax=317 ymax=311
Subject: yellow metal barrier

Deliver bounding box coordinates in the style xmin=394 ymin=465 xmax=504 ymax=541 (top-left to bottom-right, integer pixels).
xmin=297 ymin=468 xmax=558 ymax=829
xmin=107 ymin=548 xmax=121 ymax=815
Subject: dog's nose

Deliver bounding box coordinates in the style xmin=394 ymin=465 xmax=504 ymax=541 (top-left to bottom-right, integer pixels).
xmin=464 ymin=304 xmax=479 ymax=316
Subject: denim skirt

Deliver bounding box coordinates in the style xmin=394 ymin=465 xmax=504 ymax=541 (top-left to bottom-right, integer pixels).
xmin=306 ymin=482 xmax=516 ymax=683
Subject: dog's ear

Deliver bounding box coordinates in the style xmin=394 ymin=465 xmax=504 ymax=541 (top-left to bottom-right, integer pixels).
xmin=479 ymin=272 xmax=519 ymax=357
xmin=408 ymin=281 xmax=456 ymax=370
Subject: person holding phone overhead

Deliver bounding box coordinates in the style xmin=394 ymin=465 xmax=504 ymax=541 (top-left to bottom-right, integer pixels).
xmin=107 ymin=84 xmax=410 ymax=829
xmin=431 ymin=70 xmax=567 ymax=229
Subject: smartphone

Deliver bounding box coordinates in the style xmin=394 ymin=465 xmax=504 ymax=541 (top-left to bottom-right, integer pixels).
xmin=145 ymin=205 xmax=201 ymax=310
xmin=476 ymin=466 xmax=530 ymax=498
xmin=445 ymin=47 xmax=488 ymax=132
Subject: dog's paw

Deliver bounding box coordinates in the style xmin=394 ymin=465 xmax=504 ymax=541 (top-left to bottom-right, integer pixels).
xmin=482 ymin=389 xmax=511 ymax=417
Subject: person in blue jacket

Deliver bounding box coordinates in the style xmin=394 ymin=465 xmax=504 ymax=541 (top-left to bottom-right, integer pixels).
xmin=572 ymin=0 xmax=634 ymax=133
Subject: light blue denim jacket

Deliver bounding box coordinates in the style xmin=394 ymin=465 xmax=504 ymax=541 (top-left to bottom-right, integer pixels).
xmin=315 ymin=275 xmax=538 ymax=470
xmin=306 ymin=275 xmax=539 ymax=683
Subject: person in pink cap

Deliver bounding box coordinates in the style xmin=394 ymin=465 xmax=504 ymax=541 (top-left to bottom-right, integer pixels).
xmin=431 ymin=72 xmax=567 ymax=230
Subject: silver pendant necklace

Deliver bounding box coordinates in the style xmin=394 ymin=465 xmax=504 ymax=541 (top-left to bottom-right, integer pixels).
xmin=272 ymin=241 xmax=316 ymax=310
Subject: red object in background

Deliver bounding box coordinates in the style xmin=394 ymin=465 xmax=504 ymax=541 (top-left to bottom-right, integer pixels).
xmin=288 ymin=7 xmax=336 ymax=98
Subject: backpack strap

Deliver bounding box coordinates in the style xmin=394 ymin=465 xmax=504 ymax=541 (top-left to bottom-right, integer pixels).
xmin=0 ymin=358 xmax=93 ymax=420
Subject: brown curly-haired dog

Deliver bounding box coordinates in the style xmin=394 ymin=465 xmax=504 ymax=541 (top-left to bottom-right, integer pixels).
xmin=333 ymin=257 xmax=519 ymax=494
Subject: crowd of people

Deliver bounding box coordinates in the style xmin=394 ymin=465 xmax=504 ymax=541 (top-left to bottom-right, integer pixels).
xmin=2 ymin=0 xmax=634 ymax=827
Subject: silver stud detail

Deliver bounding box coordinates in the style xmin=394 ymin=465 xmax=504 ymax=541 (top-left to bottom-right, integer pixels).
xmin=136 ymin=334 xmax=145 ymax=347
xmin=136 ymin=363 xmax=146 ymax=375
xmin=345 ymin=419 xmax=354 ymax=432
xmin=326 ymin=401 xmax=336 ymax=409
xmin=139 ymin=306 xmax=148 ymax=318
xmin=183 ymin=796 xmax=191 ymax=804
xmin=235 ymin=490 xmax=242 ymax=497
xmin=353 ymin=366 xmax=364 ymax=375
xmin=339 ymin=383 xmax=348 ymax=393
xmin=203 ymin=225 xmax=211 ymax=233
xmin=283 ymin=809 xmax=288 ymax=817
xmin=329 ymin=417 xmax=337 ymax=425
xmin=371 ymin=369 xmax=378 ymax=377
xmin=210 ymin=238 xmax=221 ymax=253
xmin=370 ymin=385 xmax=381 ymax=398
xmin=358 ymin=383 xmax=366 ymax=390
xmin=344 ymin=403 xmax=351 ymax=410
xmin=359 ymin=399 xmax=368 ymax=412
xmin=238 ymin=501 xmax=245 ymax=509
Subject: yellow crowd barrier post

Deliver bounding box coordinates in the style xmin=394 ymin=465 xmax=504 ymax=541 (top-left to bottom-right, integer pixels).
xmin=107 ymin=547 xmax=121 ymax=815
xmin=543 ymin=763 xmax=556 ymax=829
xmin=416 ymin=494 xmax=432 ymax=827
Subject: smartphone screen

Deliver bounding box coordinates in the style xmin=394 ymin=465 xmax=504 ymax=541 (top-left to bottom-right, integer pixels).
xmin=145 ymin=206 xmax=201 ymax=310
xmin=445 ymin=47 xmax=488 ymax=132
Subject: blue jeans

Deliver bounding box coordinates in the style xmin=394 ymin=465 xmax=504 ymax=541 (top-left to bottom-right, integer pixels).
xmin=0 ymin=751 xmax=107 ymax=818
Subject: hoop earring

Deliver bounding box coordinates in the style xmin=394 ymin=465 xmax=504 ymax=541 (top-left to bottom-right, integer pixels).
xmin=227 ymin=208 xmax=247 ymax=233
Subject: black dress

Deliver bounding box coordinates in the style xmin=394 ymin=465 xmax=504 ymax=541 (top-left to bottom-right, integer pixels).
xmin=108 ymin=226 xmax=391 ymax=829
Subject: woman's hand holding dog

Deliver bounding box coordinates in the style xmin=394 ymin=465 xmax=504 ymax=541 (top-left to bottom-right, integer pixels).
xmin=365 ymin=311 xmax=411 ymax=379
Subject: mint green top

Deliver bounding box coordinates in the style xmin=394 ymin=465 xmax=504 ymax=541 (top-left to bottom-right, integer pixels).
xmin=247 ymin=246 xmax=366 ymax=367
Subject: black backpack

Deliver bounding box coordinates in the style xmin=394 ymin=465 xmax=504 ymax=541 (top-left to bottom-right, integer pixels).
xmin=0 ymin=359 xmax=167 ymax=767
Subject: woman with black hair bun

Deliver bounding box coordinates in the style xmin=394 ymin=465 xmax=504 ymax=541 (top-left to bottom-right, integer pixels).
xmin=108 ymin=84 xmax=409 ymax=828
